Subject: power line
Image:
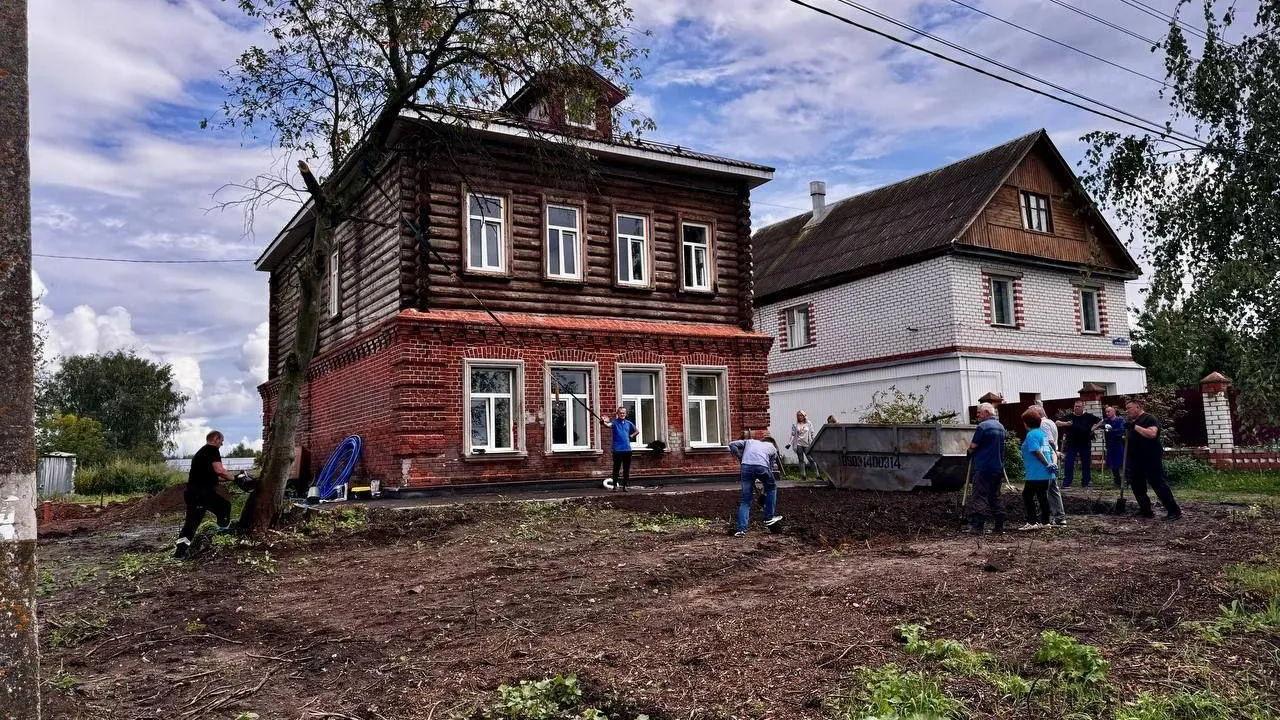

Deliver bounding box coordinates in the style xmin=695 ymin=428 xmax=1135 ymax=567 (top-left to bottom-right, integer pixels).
xmin=946 ymin=0 xmax=1169 ymax=87
xmin=34 ymin=253 xmax=255 ymax=264
xmin=828 ymin=0 xmax=1203 ymax=146
xmin=1046 ymin=0 xmax=1161 ymax=47
xmin=1117 ymin=0 xmax=1218 ymax=43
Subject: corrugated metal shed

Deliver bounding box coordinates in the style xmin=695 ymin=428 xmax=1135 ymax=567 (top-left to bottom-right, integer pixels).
xmin=37 ymin=452 xmax=77 ymax=496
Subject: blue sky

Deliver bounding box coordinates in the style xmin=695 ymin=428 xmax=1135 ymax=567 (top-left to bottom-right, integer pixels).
xmin=28 ymin=0 xmax=1229 ymax=453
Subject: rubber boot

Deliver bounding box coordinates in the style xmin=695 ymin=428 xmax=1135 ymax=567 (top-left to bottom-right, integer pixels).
xmin=967 ymin=514 xmax=985 ymax=535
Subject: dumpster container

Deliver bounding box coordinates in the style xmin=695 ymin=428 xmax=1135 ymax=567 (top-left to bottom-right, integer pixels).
xmin=808 ymin=423 xmax=974 ymax=492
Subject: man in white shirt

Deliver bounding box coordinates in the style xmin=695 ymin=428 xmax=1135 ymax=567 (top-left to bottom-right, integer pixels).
xmin=728 ymin=436 xmax=783 ymax=537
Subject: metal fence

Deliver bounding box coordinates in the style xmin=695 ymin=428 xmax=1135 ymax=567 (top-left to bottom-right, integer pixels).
xmin=37 ymin=453 xmax=77 ymax=496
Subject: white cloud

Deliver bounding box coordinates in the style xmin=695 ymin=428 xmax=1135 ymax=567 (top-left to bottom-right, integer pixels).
xmin=240 ymin=322 xmax=270 ymax=385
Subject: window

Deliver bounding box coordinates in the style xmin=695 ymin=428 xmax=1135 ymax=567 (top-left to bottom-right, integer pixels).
xmin=621 ymin=369 xmax=661 ymax=449
xmin=681 ymin=223 xmax=711 ymax=291
xmin=785 ymin=305 xmax=811 ymax=348
xmin=467 ymin=364 xmax=519 ymax=453
xmin=990 ymin=277 xmax=1015 ymax=327
xmin=565 ymin=90 xmax=595 ymax=128
xmin=467 ymin=193 xmax=505 ymax=272
xmin=1080 ymin=288 xmax=1101 ymax=333
xmin=328 ymin=246 xmax=340 ymax=317
xmin=1020 ymin=191 xmax=1052 ymax=233
xmin=549 ymin=366 xmax=595 ymax=451
xmin=546 ymin=205 xmax=581 ymax=280
xmin=616 ymin=214 xmax=648 ymax=286
xmin=685 ymin=370 xmax=727 ymax=448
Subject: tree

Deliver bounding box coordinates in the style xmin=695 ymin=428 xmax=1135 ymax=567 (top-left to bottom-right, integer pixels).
xmin=226 ymin=442 xmax=257 ymax=459
xmin=858 ymin=386 xmax=957 ymax=424
xmin=36 ymin=414 xmax=109 ymax=467
xmin=0 ymin=0 xmax=40 ymax=713
xmin=39 ymin=351 xmax=187 ymax=462
xmin=215 ymin=0 xmax=647 ymax=532
xmin=1129 ymin=303 xmax=1243 ymax=388
xmin=1081 ymin=0 xmax=1280 ymax=421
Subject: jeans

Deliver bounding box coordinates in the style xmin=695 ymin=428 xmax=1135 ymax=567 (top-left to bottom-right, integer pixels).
xmin=611 ymin=450 xmax=633 ymax=488
xmin=1023 ymin=481 xmax=1050 ymax=524
xmin=178 ymin=487 xmax=231 ymax=544
xmin=794 ymin=445 xmax=820 ymax=480
xmin=1046 ymin=476 xmax=1065 ymax=522
xmin=1130 ymin=458 xmax=1181 ymax=516
xmin=1062 ymin=445 xmax=1092 ymax=487
xmin=737 ymin=464 xmax=777 ymax=532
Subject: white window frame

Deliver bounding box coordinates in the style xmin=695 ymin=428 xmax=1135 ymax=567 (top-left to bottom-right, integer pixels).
xmin=545 ymin=362 xmax=600 ymax=453
xmin=681 ymin=222 xmax=712 ymax=292
xmin=989 ymin=276 xmax=1015 ymax=327
xmin=784 ymin=304 xmax=811 ymax=348
xmin=617 ymin=364 xmax=667 ymax=451
xmin=467 ymin=192 xmax=506 ymax=273
xmin=1079 ymin=287 xmax=1101 ymax=334
xmin=545 ymin=204 xmax=582 ymax=281
xmin=1020 ymin=191 xmax=1052 ymax=233
xmin=328 ymin=246 xmax=340 ymax=317
xmin=564 ymin=89 xmax=595 ymax=129
xmin=463 ymin=360 xmax=524 ymax=456
xmin=682 ymin=366 xmax=729 ymax=449
xmin=615 ymin=213 xmax=649 ymax=287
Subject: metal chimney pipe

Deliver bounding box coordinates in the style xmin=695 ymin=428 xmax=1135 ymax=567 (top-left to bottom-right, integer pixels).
xmin=809 ymin=180 xmax=827 ymax=222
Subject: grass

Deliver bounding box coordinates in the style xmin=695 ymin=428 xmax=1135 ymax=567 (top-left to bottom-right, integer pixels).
xmin=825 ymin=664 xmax=966 ymax=720
xmin=628 ymin=513 xmax=710 ymax=533
xmin=1173 ymin=468 xmax=1280 ymax=503
xmin=1225 ymin=557 xmax=1280 ymax=599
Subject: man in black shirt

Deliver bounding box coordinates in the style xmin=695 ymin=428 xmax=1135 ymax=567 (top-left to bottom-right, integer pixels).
xmin=1124 ymin=399 xmax=1182 ymax=521
xmin=1056 ymin=400 xmax=1102 ymax=488
xmin=175 ymin=430 xmax=235 ymax=558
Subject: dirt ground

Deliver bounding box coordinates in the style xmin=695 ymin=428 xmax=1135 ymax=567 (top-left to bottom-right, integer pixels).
xmin=35 ymin=485 xmax=1280 ymax=719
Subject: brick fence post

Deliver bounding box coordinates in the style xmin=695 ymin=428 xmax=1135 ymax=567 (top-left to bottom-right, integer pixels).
xmin=1079 ymin=383 xmax=1106 ymax=467
xmin=1201 ymin=372 xmax=1234 ymax=469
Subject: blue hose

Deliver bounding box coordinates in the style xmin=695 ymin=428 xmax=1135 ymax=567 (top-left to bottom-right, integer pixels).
xmin=314 ymin=435 xmax=362 ymax=501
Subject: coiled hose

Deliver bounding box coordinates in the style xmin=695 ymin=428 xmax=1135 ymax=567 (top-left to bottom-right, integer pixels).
xmin=314 ymin=435 xmax=362 ymax=501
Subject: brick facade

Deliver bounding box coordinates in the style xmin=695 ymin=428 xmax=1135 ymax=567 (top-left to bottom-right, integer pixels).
xmin=260 ymin=311 xmax=773 ymax=489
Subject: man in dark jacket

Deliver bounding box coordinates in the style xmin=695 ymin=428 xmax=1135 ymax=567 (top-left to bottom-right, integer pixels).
xmin=966 ymin=402 xmax=1006 ymax=535
xmin=1056 ymin=400 xmax=1102 ymax=488
xmin=175 ymin=430 xmax=235 ymax=558
xmin=1124 ymin=399 xmax=1182 ymax=521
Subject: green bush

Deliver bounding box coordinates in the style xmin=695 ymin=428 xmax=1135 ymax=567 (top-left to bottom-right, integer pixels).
xmin=1163 ymin=456 xmax=1211 ymax=485
xmin=1003 ymin=434 xmax=1025 ymax=481
xmin=75 ymin=459 xmax=182 ymax=495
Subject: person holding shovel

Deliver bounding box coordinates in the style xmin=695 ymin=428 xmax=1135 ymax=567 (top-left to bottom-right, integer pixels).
xmin=728 ymin=435 xmax=783 ymax=537
xmin=1124 ymin=399 xmax=1182 ymax=521
xmin=602 ymin=406 xmax=639 ymax=491
xmin=1019 ymin=409 xmax=1057 ymax=529
xmin=965 ymin=403 xmax=1006 ymax=535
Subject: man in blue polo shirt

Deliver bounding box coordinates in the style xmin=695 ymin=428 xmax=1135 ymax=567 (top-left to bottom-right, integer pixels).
xmin=966 ymin=402 xmax=1007 ymax=535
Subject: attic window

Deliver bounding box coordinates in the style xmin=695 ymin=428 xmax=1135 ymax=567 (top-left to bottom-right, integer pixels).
xmin=565 ymin=90 xmax=595 ymax=129
xmin=1020 ymin=191 xmax=1052 ymax=233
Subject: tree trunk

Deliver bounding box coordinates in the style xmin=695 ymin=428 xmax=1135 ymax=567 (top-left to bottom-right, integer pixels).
xmin=242 ymin=214 xmax=333 ymax=533
xmin=0 ymin=0 xmax=40 ymax=715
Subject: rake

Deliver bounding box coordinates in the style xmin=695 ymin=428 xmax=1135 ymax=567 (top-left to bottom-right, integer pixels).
xmin=1113 ymin=433 xmax=1130 ymax=514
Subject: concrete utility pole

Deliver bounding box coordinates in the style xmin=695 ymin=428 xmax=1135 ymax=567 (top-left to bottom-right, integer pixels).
xmin=0 ymin=0 xmax=40 ymax=716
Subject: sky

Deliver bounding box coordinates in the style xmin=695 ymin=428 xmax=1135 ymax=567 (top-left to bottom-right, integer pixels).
xmin=27 ymin=0 xmax=1238 ymax=454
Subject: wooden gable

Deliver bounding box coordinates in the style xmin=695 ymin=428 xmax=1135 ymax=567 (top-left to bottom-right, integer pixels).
xmin=957 ymin=141 xmax=1136 ymax=274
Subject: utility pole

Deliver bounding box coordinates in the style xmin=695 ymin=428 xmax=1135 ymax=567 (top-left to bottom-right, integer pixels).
xmin=0 ymin=0 xmax=40 ymax=716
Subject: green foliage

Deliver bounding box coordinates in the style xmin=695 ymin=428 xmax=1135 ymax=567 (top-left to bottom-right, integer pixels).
xmin=1225 ymin=558 xmax=1280 ymax=600
xmin=859 ymin=386 xmax=957 ymax=424
xmin=36 ymin=568 xmax=56 ymax=597
xmin=628 ymin=513 xmax=709 ymax=533
xmin=895 ymin=624 xmax=1029 ymax=700
xmin=74 ymin=458 xmax=182 ymax=495
xmin=1163 ymin=457 xmax=1211 ymax=486
xmin=37 ymin=413 xmax=108 ymax=466
xmin=1194 ymin=599 xmax=1280 ymax=642
xmin=1178 ymin=469 xmax=1280 ymax=497
xmin=1034 ymin=631 xmax=1110 ymax=686
xmin=225 ymin=442 xmax=257 ymax=458
xmin=110 ymin=551 xmax=184 ymax=582
xmin=1114 ymin=689 xmax=1274 ymax=720
xmin=826 ymin=664 xmax=966 ymax=720
xmin=46 ymin=671 xmax=78 ymax=693
xmin=38 ymin=350 xmax=187 ymax=461
xmin=1002 ymin=434 xmax=1025 ymax=481
xmin=235 ymin=550 xmax=277 ymax=575
xmin=1080 ymin=2 xmax=1280 ymax=422
xmin=46 ymin=613 xmax=109 ymax=649
xmin=473 ymin=674 xmax=647 ymax=720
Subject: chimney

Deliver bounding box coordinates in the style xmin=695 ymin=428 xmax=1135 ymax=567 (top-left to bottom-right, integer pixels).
xmin=809 ymin=180 xmax=827 ymax=223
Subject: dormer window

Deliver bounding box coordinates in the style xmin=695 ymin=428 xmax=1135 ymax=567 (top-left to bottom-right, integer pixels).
xmin=564 ymin=90 xmax=596 ymax=129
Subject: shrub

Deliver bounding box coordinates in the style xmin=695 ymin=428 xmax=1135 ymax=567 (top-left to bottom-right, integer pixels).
xmin=75 ymin=458 xmax=182 ymax=495
xmin=1163 ymin=456 xmax=1210 ymax=485
xmin=827 ymin=664 xmax=965 ymax=720
xmin=1003 ymin=434 xmax=1025 ymax=481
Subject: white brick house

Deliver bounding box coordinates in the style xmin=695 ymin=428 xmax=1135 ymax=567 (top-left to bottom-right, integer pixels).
xmin=751 ymin=130 xmax=1145 ymax=448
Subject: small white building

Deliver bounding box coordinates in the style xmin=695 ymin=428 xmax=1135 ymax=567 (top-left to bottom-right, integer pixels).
xmin=752 ymin=130 xmax=1145 ymax=446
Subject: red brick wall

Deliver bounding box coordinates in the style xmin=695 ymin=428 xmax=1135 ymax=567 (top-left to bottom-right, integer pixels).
xmin=260 ymin=312 xmax=773 ymax=489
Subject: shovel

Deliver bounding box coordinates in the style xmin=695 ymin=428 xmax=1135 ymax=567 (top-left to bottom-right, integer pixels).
xmin=1113 ymin=433 xmax=1130 ymax=514
xmin=960 ymin=456 xmax=973 ymax=519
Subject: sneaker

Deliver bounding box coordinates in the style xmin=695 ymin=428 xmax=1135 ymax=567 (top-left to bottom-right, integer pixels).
xmin=764 ymin=515 xmax=783 ymax=527
xmin=1017 ymin=523 xmax=1042 ymax=531
xmin=733 ymin=530 xmax=746 ymax=537
xmin=1051 ymin=518 xmax=1067 ymax=527
xmin=173 ymin=541 xmax=190 ymax=559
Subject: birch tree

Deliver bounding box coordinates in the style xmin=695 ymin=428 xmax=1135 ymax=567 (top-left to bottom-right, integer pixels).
xmin=215 ymin=0 xmax=647 ymax=531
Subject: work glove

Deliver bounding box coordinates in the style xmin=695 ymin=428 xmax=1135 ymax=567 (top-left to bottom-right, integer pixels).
xmin=785 ymin=444 xmax=791 ymax=449
xmin=1046 ymin=464 xmax=1058 ymax=475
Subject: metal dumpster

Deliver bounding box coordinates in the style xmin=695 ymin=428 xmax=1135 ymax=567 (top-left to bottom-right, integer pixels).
xmin=809 ymin=423 xmax=975 ymax=492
